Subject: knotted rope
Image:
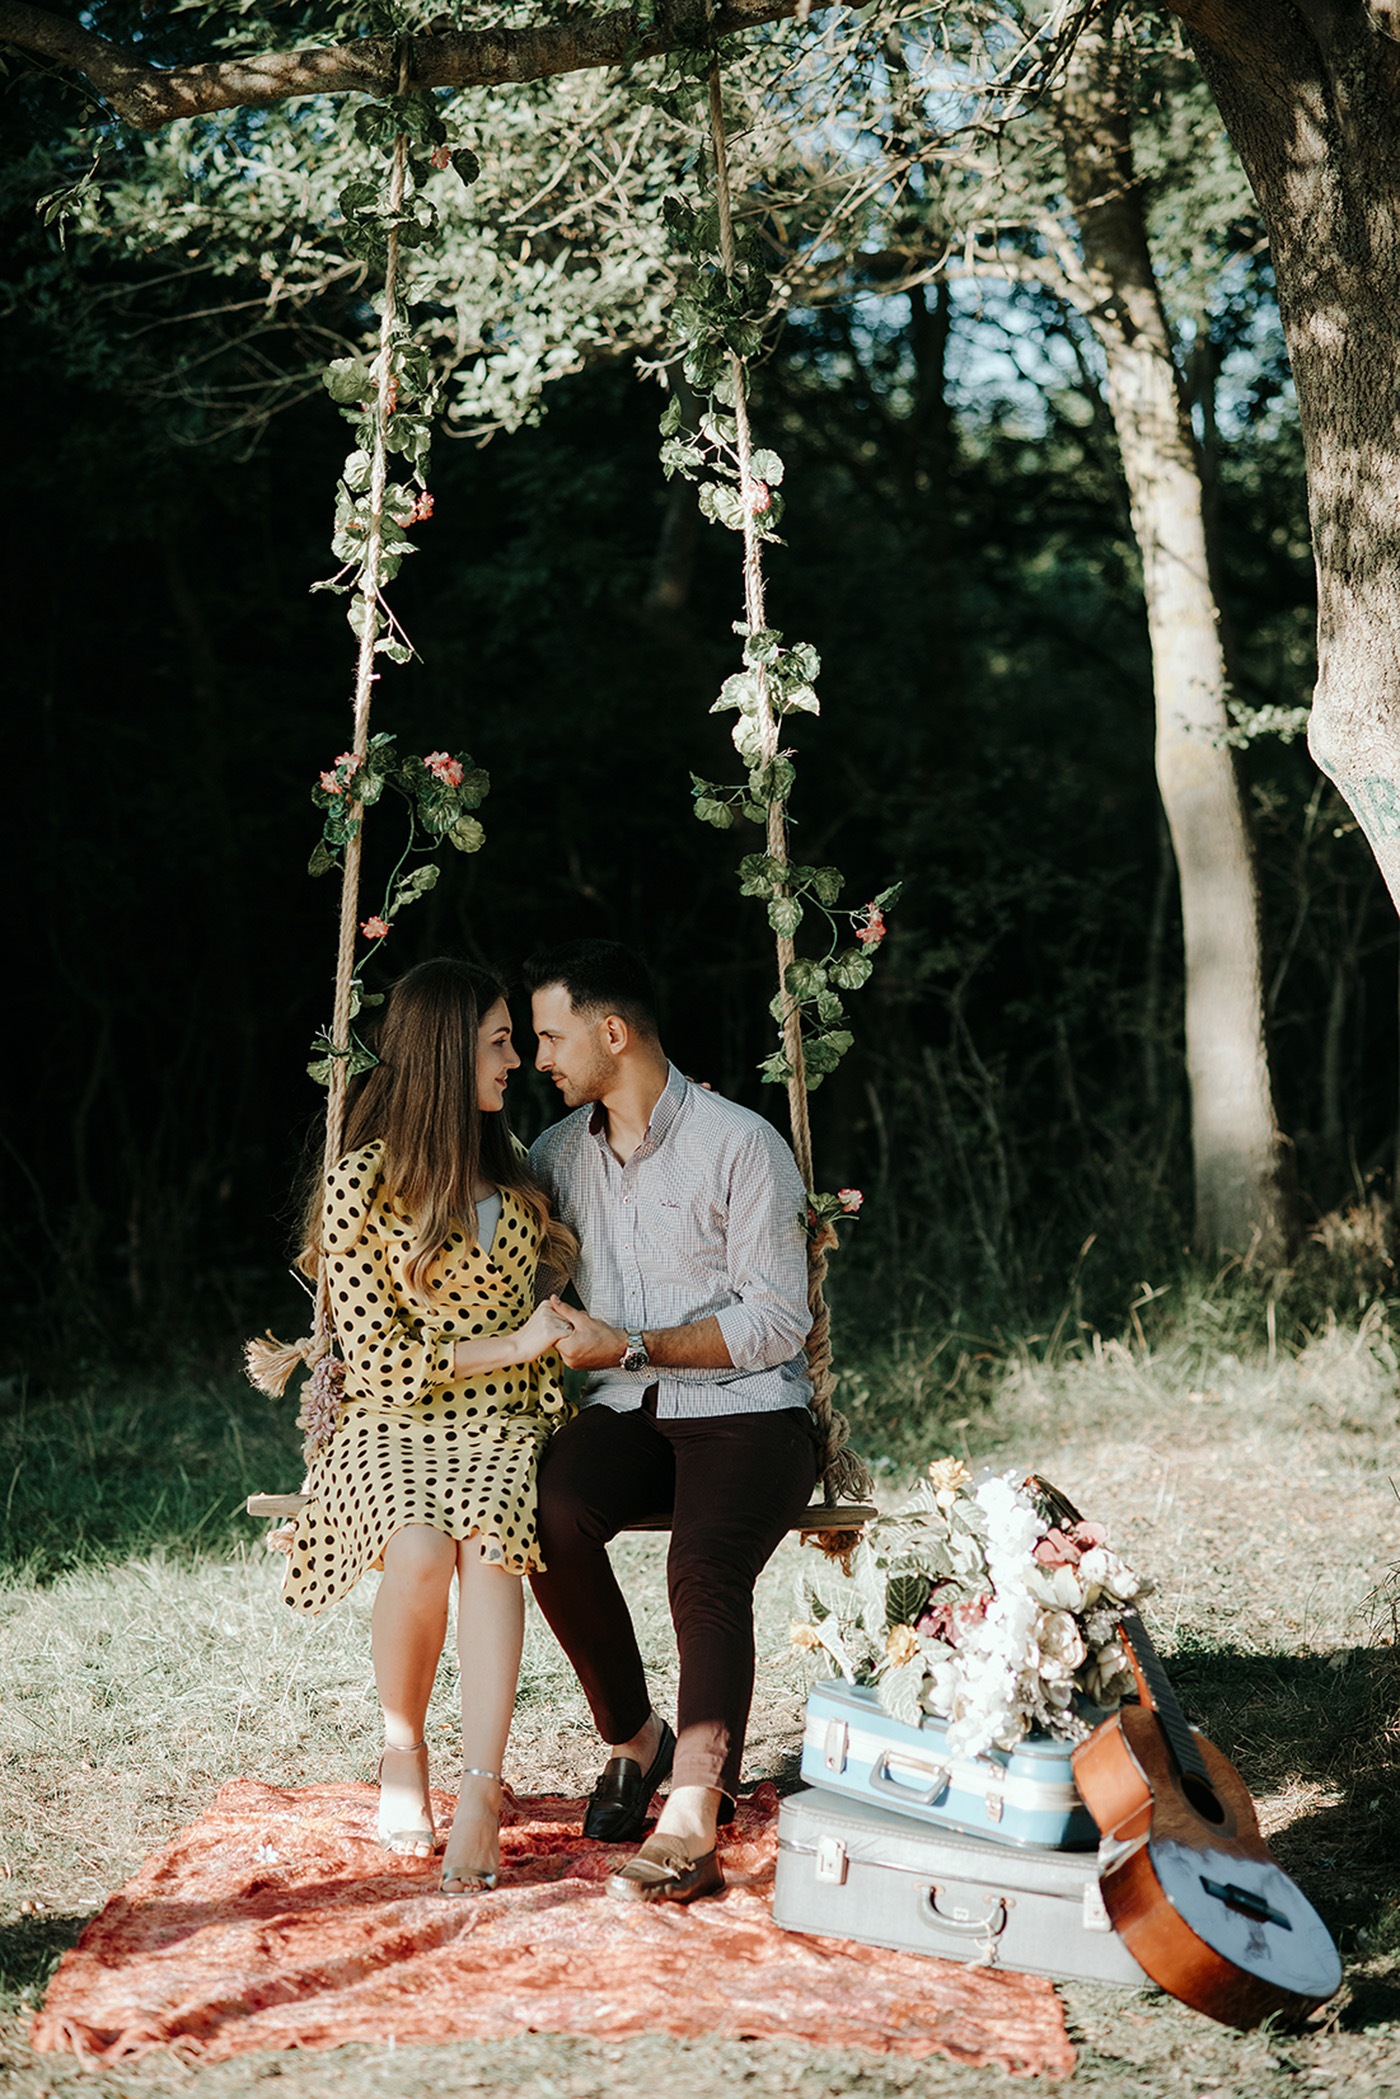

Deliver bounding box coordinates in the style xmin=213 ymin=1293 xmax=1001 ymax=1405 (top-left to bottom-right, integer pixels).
xmin=704 ymin=52 xmax=872 ymax=1513
xmin=246 ymin=64 xmax=410 ymax=1415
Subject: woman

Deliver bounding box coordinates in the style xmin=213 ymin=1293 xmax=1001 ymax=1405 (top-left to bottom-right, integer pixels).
xmin=283 ymin=957 xmax=573 ymax=1896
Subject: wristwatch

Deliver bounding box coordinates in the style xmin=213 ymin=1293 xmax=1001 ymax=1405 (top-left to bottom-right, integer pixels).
xmin=619 ymin=1328 xmax=650 ymax=1374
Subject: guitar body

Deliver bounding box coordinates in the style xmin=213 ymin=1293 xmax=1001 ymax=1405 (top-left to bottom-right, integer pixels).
xmin=1074 ymin=1704 xmax=1341 ymax=2028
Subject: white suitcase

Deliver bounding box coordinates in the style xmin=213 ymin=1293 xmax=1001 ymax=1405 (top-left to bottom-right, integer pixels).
xmin=774 ymin=1786 xmax=1150 ymax=1987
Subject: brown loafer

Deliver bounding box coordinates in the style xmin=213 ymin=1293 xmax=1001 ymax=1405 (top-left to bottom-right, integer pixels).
xmin=606 ymin=1832 xmax=724 ymax=1905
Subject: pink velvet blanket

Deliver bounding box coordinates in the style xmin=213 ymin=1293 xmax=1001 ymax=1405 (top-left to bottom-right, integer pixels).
xmin=33 ymin=1780 xmax=1074 ymax=2076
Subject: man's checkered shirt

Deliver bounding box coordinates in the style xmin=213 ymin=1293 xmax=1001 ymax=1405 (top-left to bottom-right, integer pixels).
xmin=528 ymin=1063 xmax=813 ymax=1419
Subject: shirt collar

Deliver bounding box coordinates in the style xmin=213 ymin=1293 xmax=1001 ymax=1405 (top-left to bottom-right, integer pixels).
xmin=587 ymin=1061 xmax=687 ymax=1158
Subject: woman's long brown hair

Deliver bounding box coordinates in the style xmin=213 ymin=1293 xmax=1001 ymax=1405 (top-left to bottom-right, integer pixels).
xmin=299 ymin=957 xmax=574 ymax=1294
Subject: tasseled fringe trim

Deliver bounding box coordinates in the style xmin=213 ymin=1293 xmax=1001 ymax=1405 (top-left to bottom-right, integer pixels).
xmin=244 ymin=1330 xmax=325 ymax=1396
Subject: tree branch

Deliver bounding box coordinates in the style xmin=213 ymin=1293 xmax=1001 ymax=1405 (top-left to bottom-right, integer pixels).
xmin=0 ymin=0 xmax=809 ymax=130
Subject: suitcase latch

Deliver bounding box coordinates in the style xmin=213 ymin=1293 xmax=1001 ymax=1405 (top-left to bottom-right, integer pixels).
xmin=983 ymin=1785 xmax=1004 ymax=1824
xmin=814 ymin=1834 xmax=848 ymax=1885
xmin=1082 ymin=1876 xmax=1112 ymax=1932
xmin=822 ymin=1718 xmax=849 ymax=1775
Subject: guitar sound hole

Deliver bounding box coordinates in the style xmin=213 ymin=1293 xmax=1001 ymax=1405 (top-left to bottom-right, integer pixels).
xmin=1182 ymin=1772 xmax=1227 ymax=1825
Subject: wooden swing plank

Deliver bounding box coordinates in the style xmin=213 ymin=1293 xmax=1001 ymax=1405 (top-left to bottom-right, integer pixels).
xmin=244 ymin=1493 xmax=876 ymax=1532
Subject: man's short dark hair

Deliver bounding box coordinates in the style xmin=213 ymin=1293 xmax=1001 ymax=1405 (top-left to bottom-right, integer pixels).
xmin=522 ymin=939 xmax=659 ymax=1038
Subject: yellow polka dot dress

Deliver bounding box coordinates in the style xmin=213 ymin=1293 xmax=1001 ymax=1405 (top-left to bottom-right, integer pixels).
xmin=281 ymin=1141 xmax=568 ymax=1615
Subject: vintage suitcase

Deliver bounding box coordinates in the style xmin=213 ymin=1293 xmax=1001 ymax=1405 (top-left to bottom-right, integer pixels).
xmin=801 ymin=1678 xmax=1099 ymax=1849
xmin=773 ymin=1786 xmax=1150 ymax=1987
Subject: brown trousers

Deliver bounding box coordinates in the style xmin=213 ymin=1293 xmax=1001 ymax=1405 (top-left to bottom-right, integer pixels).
xmin=528 ymin=1396 xmax=819 ymax=1803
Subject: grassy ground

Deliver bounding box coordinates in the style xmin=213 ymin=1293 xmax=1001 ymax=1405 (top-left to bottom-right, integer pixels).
xmin=2 ymin=1297 xmax=1399 ymax=2096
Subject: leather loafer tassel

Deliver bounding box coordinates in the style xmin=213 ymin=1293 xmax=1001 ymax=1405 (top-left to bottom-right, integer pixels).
xmin=607 ymin=1831 xmax=724 ymax=1905
xmin=582 ymin=1719 xmax=677 ymax=1843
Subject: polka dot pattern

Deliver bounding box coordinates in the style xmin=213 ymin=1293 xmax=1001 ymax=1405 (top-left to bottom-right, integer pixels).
xmin=282 ymin=1141 xmax=568 ymax=1617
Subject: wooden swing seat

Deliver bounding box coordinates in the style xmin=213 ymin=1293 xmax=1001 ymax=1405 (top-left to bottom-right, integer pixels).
xmin=244 ymin=1492 xmax=875 ymax=1532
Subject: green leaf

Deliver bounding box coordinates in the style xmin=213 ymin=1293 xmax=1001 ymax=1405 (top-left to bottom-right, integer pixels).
xmin=449 ymin=815 xmax=486 ymax=853
xmin=829 ymin=947 xmax=875 ymax=992
xmin=711 ymin=669 xmax=762 ymax=716
xmin=749 ymin=447 xmax=785 ymax=486
xmin=872 ymin=882 xmax=904 ymax=911
xmin=661 ymin=439 xmax=705 ymax=482
xmin=886 ymin=1570 xmax=930 ymax=1627
xmin=809 ymin=866 xmax=843 ymax=906
xmin=758 ymin=1049 xmax=795 ymax=1085
xmin=377 ymin=635 xmax=413 ymax=664
xmin=694 ymin=798 xmax=734 ymax=829
xmin=784 ymin=958 xmax=827 ymax=999
xmin=815 ymin=990 xmax=846 ymax=1024
xmin=738 ymin=852 xmax=786 ymax=896
xmin=780 ymin=683 xmax=821 ymax=717
xmin=450 ymin=148 xmax=482 ymax=189
xmin=768 ymin=896 xmax=803 ymax=937
xmin=743 ymin=628 xmax=783 ymax=666
xmin=732 ymin=715 xmax=764 ymax=765
xmin=659 ymin=397 xmax=685 ymax=439
xmin=324 ymin=355 xmax=376 ymax=406
xmin=308 ymin=840 xmax=336 ymax=878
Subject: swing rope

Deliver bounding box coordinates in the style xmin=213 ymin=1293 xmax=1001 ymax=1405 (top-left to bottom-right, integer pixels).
xmin=245 ymin=57 xmax=411 ymax=1407
xmin=703 ymin=48 xmax=873 ymax=1513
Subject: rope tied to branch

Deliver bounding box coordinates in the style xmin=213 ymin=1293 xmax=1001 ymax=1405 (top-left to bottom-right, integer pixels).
xmin=245 ymin=61 xmax=410 ymax=1413
xmin=702 ymin=42 xmax=872 ymax=1515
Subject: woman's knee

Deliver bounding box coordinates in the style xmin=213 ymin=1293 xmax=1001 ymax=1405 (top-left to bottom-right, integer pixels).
xmin=381 ymin=1523 xmax=457 ymax=1593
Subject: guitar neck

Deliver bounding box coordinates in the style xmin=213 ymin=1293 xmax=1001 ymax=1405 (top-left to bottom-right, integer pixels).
xmin=1119 ymin=1610 xmax=1213 ymax=1789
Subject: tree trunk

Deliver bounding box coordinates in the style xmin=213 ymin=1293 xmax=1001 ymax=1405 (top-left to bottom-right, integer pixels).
xmin=1168 ymin=2 xmax=1400 ymax=912
xmin=1056 ymin=21 xmax=1297 ymax=1260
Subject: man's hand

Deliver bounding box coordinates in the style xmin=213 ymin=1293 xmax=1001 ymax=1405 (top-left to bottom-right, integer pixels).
xmin=547 ymin=1296 xmax=627 ymax=1371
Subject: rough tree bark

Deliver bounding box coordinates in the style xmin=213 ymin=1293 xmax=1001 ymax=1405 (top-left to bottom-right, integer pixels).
xmin=0 ymin=0 xmax=801 ymax=128
xmin=1052 ymin=20 xmax=1296 ymax=1258
xmin=1160 ymin=0 xmax=1400 ymax=915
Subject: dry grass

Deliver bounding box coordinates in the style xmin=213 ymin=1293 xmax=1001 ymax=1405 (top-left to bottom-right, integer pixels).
xmin=3 ymin=1310 xmax=1400 ymax=2097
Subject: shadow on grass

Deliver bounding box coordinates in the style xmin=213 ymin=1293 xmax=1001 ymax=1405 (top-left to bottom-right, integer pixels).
xmin=0 ymin=1372 xmax=303 ymax=1582
xmin=0 ymin=1910 xmax=91 ymax=2010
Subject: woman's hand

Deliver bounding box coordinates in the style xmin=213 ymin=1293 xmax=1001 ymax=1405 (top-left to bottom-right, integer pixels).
xmin=508 ymin=1300 xmax=574 ymax=1364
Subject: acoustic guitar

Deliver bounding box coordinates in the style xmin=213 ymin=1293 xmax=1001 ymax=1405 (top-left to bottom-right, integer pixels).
xmin=1071 ymin=1609 xmax=1342 ymax=2028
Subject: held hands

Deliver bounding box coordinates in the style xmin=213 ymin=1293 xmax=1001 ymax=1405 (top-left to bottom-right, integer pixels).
xmin=512 ymin=1299 xmax=574 ymax=1363
xmin=546 ymin=1296 xmax=628 ymax=1371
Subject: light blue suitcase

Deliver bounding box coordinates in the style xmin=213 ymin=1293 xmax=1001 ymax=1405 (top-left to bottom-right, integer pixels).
xmin=800 ymin=1678 xmax=1099 ymax=1849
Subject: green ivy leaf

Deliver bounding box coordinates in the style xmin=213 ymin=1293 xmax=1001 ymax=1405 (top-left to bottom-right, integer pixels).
xmin=808 ymin=866 xmax=843 ymax=906
xmin=784 ymin=958 xmax=827 ymax=998
xmin=324 ymin=356 xmax=377 ymax=406
xmin=450 ymin=148 xmax=482 ymax=189
xmin=758 ymin=1049 xmax=795 ymax=1084
xmin=659 ymin=397 xmax=685 ymax=438
xmin=308 ymin=840 xmax=336 ymax=878
xmin=769 ymin=896 xmax=803 ymax=937
xmin=749 ymin=447 xmax=785 ymax=486
xmin=829 ymin=948 xmax=874 ymax=991
xmin=449 ymin=815 xmax=486 ymax=853
xmin=694 ymin=798 xmax=734 ymax=828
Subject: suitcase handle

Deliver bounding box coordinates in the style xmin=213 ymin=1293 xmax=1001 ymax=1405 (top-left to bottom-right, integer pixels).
xmin=920 ymin=1884 xmax=1009 ymax=1940
xmin=869 ymin=1750 xmax=951 ymax=1807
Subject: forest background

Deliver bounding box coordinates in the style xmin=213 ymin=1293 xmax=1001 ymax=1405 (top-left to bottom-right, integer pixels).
xmin=5 ymin=0 xmax=1397 ymax=1439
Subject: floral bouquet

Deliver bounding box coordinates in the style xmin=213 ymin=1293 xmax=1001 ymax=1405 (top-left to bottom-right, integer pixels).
xmin=791 ymin=1461 xmax=1150 ymax=1761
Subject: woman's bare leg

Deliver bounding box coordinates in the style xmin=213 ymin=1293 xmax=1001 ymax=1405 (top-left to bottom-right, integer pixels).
xmin=440 ymin=1537 xmax=525 ymax=1887
xmin=372 ymin=1524 xmax=457 ymax=1848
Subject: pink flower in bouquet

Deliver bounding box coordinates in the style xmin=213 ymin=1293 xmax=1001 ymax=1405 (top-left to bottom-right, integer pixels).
xmin=431 ymin=145 xmax=452 ymax=170
xmin=745 ymin=480 xmax=771 ymax=514
xmin=838 ymin=1188 xmax=864 ymax=1213
xmin=916 ymin=1579 xmax=988 ymax=1648
xmin=855 ymin=904 xmax=886 ymax=947
xmin=319 ymin=770 xmax=342 ymax=794
xmin=335 ymin=751 xmax=361 ymax=774
xmin=1033 ymin=1518 xmax=1108 ymax=1569
xmin=424 ymin=750 xmax=463 ymax=786
xmin=361 ymin=915 xmax=391 ymax=940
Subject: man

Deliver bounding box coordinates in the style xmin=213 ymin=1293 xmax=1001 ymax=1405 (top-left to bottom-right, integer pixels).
xmin=523 ymin=938 xmax=819 ymax=1904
